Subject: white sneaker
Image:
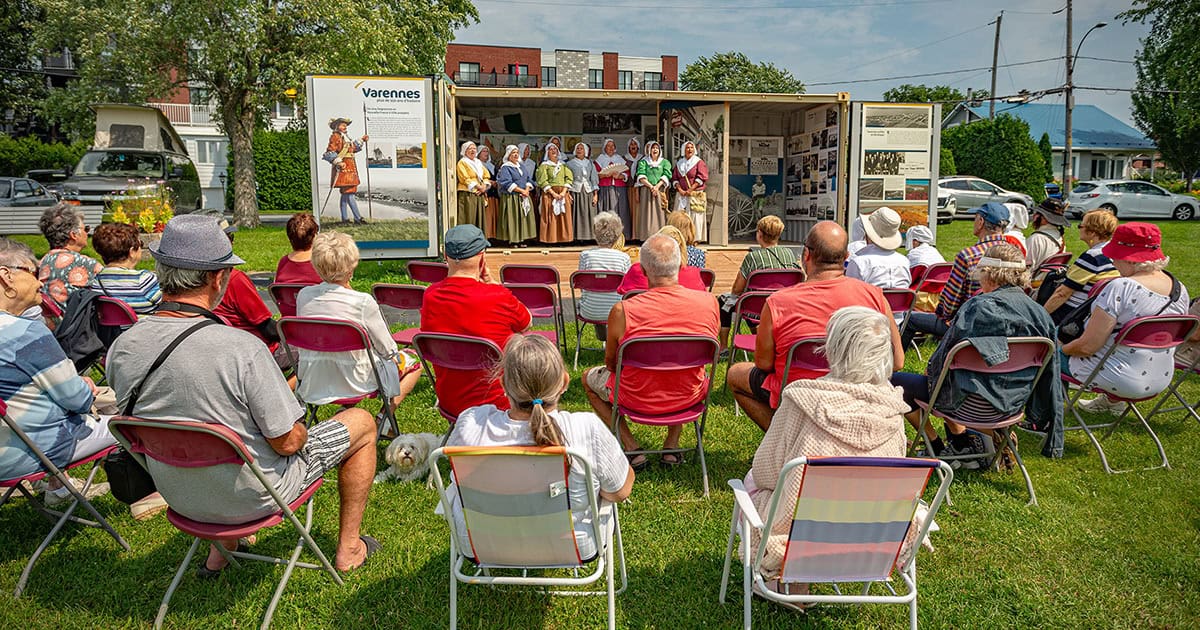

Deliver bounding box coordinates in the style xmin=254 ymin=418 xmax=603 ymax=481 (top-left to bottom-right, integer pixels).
xmin=44 ymin=478 xmax=110 ymax=508
xmin=1079 ymin=395 xmax=1125 ymax=416
xmin=130 ymin=492 xmax=169 ymax=521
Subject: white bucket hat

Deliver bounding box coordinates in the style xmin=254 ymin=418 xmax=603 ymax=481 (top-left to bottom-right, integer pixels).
xmin=862 ymin=206 xmax=903 ymax=250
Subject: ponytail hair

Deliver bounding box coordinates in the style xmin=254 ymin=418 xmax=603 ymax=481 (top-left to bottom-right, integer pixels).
xmin=499 ymin=333 xmax=567 ymax=446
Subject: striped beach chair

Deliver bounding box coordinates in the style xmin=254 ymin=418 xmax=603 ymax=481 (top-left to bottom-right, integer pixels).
xmin=720 ymin=456 xmax=953 ymax=630
xmin=431 ymin=445 xmax=626 ymax=630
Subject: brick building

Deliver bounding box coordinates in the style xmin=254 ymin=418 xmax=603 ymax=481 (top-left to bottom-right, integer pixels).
xmin=445 ymin=44 xmax=678 ymax=90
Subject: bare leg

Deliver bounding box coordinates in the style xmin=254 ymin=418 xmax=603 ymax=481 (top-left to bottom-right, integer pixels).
xmin=390 ymin=368 xmax=421 ymax=409
xmin=727 ymin=362 xmax=775 ymax=431
xmin=718 ymin=326 xmax=731 ymax=350
xmin=204 ymin=538 xmax=240 ymax=571
xmin=904 ymin=409 xmax=940 ymax=441
xmin=329 ymin=408 xmax=377 ymax=571
xmin=583 ymin=369 xmax=642 ymax=452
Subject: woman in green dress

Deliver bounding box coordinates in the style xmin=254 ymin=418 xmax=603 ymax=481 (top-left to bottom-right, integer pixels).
xmin=635 ymin=141 xmax=671 ymax=238
xmin=536 ymin=144 xmax=574 ymax=243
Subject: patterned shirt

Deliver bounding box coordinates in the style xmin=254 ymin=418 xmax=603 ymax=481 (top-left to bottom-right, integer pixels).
xmin=90 ymin=267 xmax=163 ymax=315
xmin=738 ymin=245 xmax=799 ymax=279
xmin=1062 ymin=241 xmax=1119 ymax=309
xmin=686 ymin=245 xmax=706 ymax=268
xmin=38 ymin=249 xmax=103 ymax=310
xmin=935 ymin=235 xmax=1008 ymax=324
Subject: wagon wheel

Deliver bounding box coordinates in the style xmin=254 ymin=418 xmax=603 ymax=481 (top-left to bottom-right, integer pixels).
xmin=728 ymin=194 xmax=758 ymax=237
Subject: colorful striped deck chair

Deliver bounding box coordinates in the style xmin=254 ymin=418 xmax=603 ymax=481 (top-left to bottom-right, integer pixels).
xmin=430 ymin=445 xmax=627 ymax=630
xmin=720 ymin=457 xmax=953 ymax=630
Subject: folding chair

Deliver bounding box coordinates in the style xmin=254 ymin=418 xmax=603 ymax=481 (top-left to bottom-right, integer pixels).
xmin=412 ymin=332 xmax=503 ymax=427
xmin=1145 ymin=352 xmax=1200 ymax=424
xmin=745 ymin=268 xmax=804 ymax=291
xmin=500 ymin=263 xmax=563 ymax=309
xmin=371 ymin=283 xmax=425 ymax=347
xmin=620 ymin=289 xmax=646 ymax=300
xmin=883 ymin=288 xmax=917 ymax=344
xmin=92 ymin=296 xmax=139 ymax=381
xmin=278 ymin=316 xmax=398 ymax=438
xmin=39 ymin=292 xmax=63 ymax=321
xmin=909 ymin=264 xmax=928 ymax=288
xmin=0 ymin=400 xmax=128 ymax=597
xmin=612 ymin=335 xmax=720 ymax=495
xmin=720 ymin=456 xmax=953 ymax=630
xmin=780 ymin=337 xmax=829 ymax=389
xmin=1042 ymin=252 xmax=1073 ymax=267
xmin=914 ymin=262 xmax=952 ymax=295
xmin=267 ymin=283 xmax=307 ymax=318
xmin=725 ymin=291 xmax=772 ymax=400
xmin=431 ymin=445 xmax=626 ymax=630
xmin=1061 ymin=315 xmax=1200 ymax=474
xmin=108 ymin=417 xmax=342 ymax=630
xmin=505 ymin=282 xmax=567 ymax=353
xmin=699 ymin=268 xmax=717 ymax=292
xmin=569 ymin=270 xmax=624 ymax=370
xmin=408 ymin=260 xmax=449 ymax=284
xmin=905 ymin=337 xmax=1055 ymax=505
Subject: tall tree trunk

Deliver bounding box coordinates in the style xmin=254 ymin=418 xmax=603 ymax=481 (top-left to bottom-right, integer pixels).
xmin=224 ymin=91 xmax=260 ymax=228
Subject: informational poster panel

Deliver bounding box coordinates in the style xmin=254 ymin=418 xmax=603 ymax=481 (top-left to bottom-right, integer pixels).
xmin=729 ymin=136 xmax=784 ymax=237
xmin=786 ymin=105 xmax=839 ymax=221
xmin=848 ymin=102 xmax=939 ymax=239
xmin=306 ymin=75 xmax=438 ymax=259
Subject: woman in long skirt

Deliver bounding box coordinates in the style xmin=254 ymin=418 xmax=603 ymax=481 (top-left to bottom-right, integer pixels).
xmin=455 ymin=141 xmax=489 ymax=230
xmin=535 ymin=144 xmax=574 ymax=243
xmin=624 ymin=137 xmax=643 ymax=238
xmin=477 ymin=144 xmax=500 ymax=238
xmin=566 ymin=142 xmax=599 ymax=242
xmin=594 ymin=138 xmax=631 ymax=240
xmin=497 ymin=144 xmax=537 ymax=246
xmin=673 ymin=140 xmax=709 ymax=242
xmin=636 ymin=140 xmax=671 ymax=238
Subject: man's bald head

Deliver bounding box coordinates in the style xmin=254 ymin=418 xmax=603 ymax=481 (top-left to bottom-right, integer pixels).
xmin=805 ymin=220 xmax=849 ymax=269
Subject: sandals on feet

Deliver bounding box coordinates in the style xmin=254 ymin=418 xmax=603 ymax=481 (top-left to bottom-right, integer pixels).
xmin=660 ymin=453 xmax=684 ymax=468
xmin=338 ymin=535 xmax=381 ymax=572
xmin=626 ymin=454 xmax=649 ymax=473
xmin=196 ymin=537 xmax=254 ymax=579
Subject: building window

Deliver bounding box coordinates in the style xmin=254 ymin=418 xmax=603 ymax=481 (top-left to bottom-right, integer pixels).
xmin=643 ymin=72 xmax=662 ymax=90
xmin=542 ymin=66 xmax=556 ymax=87
xmin=507 ymin=64 xmax=528 ymax=77
xmin=618 ymin=70 xmax=633 ymax=90
xmin=195 ymin=139 xmax=228 ymax=165
xmin=189 ymin=87 xmax=213 ymax=106
xmin=588 ymin=69 xmax=603 ymax=89
xmin=458 ymin=62 xmax=480 ymax=84
xmin=273 ymin=100 xmax=295 ymax=119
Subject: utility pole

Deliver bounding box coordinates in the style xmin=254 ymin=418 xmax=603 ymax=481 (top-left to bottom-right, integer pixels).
xmin=1062 ymin=0 xmax=1073 ymax=185
xmin=989 ymin=12 xmax=1003 ymax=119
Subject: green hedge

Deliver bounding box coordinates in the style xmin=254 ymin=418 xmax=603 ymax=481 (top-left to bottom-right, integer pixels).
xmin=939 ymin=147 xmax=956 ymax=177
xmin=942 ymin=114 xmax=1047 ymax=202
xmin=227 ymin=129 xmax=312 ymax=212
xmin=0 ymin=136 xmax=89 ymax=177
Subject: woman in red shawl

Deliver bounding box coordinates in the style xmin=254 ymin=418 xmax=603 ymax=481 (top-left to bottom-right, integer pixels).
xmin=672 ymin=140 xmax=709 ymax=242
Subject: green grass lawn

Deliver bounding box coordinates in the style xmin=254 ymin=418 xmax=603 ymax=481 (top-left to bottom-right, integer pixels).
xmin=4 ymin=218 xmax=1200 ymax=628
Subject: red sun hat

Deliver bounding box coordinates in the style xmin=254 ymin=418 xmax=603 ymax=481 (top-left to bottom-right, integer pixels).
xmin=1101 ymin=222 xmax=1165 ymax=263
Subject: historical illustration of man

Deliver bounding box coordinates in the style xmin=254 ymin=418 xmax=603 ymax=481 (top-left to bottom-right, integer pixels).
xmin=323 ymin=117 xmax=370 ymax=225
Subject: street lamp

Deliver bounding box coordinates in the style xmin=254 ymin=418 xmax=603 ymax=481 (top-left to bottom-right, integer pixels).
xmin=1063 ymin=19 xmax=1107 ymax=187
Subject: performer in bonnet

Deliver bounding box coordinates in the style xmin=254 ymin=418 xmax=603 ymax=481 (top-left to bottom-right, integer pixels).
xmin=595 ymin=138 xmax=631 ymax=240
xmin=673 ymin=140 xmax=709 ymax=242
xmin=567 ymin=142 xmax=599 ymax=242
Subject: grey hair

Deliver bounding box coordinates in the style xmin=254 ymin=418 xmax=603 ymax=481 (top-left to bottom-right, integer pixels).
xmin=593 ymin=212 xmax=623 ymax=248
xmin=821 ymin=306 xmax=894 ymax=386
xmin=38 ymin=203 xmax=86 ymax=249
xmin=1130 ymin=257 xmax=1170 ymax=274
xmin=156 ymin=261 xmax=218 ymax=294
xmin=978 ymin=218 xmax=1008 ymax=235
xmin=0 ymin=237 xmax=37 ymax=268
xmin=640 ymin=234 xmax=681 ymax=279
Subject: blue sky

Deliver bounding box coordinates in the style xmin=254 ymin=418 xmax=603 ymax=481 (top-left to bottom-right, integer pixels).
xmin=457 ymin=0 xmax=1148 ymax=126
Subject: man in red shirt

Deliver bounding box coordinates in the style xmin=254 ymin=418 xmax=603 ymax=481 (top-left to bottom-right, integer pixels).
xmin=211 ymin=221 xmax=290 ymax=368
xmin=583 ymin=234 xmax=720 ymax=470
xmin=420 ymin=225 xmax=530 ymax=418
xmin=728 ymin=221 xmax=904 ymax=431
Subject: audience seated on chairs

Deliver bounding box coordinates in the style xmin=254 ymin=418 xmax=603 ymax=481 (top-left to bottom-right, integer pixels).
xmin=1042 ymin=210 xmax=1119 ymax=321
xmin=87 ymin=223 xmax=162 ymax=315
xmin=421 ymin=224 xmax=531 ymax=418
xmin=717 ymin=215 xmax=799 ymax=346
xmin=892 ymin=244 xmax=1063 ymax=463
xmin=728 ymin=221 xmax=903 ymax=431
xmin=1062 ymin=222 xmax=1190 ymax=415
xmin=584 ymin=234 xmax=720 ymax=470
xmin=447 ymin=333 xmax=634 ymax=558
xmin=0 ymin=237 xmax=115 ymax=508
xmin=845 ymin=206 xmax=910 ymax=289
xmin=578 ymin=212 xmax=632 ymax=341
xmin=903 ymin=201 xmax=1010 ymax=349
xmin=211 ymin=220 xmax=294 ymax=370
xmin=107 ymin=215 xmax=381 ymax=573
xmin=1025 ymin=198 xmax=1069 ymax=269
xmin=1003 ymin=202 xmax=1030 ymax=255
xmin=275 ymin=212 xmax=323 ymax=285
xmin=742 ymin=306 xmax=909 ymax=598
xmin=295 ymin=232 xmax=422 ymax=416
xmin=617 ymin=225 xmax=706 ymax=294
xmin=668 ymin=211 xmax=706 ymax=268
xmin=905 ymin=225 xmax=944 ymax=268
xmin=36 ymin=203 xmax=102 ymax=312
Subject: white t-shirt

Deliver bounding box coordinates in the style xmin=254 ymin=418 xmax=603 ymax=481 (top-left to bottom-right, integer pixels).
xmin=295 ymin=283 xmax=400 ymax=404
xmin=907 ymin=243 xmax=946 ymax=268
xmin=447 ymin=405 xmax=630 ymax=560
xmin=1025 ymin=226 xmax=1064 ymax=268
xmin=845 ymin=244 xmax=912 ymax=289
xmin=1070 ymin=276 xmax=1190 ymax=398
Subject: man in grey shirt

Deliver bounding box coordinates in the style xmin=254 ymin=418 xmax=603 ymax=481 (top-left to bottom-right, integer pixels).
xmin=107 ymin=215 xmax=380 ymax=574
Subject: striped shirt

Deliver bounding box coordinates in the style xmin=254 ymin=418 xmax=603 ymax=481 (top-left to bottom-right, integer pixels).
xmin=936 ymin=235 xmax=1007 ymax=324
xmin=577 ymin=247 xmax=632 ymax=323
xmin=738 ymin=245 xmax=799 ymax=279
xmin=1062 ymin=242 xmax=1119 ymax=309
xmin=89 ymin=267 xmax=163 ymax=315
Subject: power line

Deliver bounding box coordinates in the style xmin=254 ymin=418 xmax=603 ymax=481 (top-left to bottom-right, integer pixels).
xmin=812 ymin=21 xmax=994 ymax=81
xmin=1075 ymin=56 xmax=1135 ymax=64
xmin=807 ymin=57 xmax=1062 ymax=86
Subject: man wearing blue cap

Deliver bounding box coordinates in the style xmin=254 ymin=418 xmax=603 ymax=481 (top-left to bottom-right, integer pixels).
xmin=902 ymin=201 xmax=1010 ymax=347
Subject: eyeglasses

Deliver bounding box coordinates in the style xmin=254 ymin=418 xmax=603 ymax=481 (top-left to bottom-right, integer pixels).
xmin=2 ymin=265 xmax=37 ymax=276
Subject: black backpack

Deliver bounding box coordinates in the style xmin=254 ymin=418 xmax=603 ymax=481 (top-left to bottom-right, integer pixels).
xmin=52 ymin=289 xmax=121 ymax=373
xmin=1035 ymin=267 xmax=1069 ymax=306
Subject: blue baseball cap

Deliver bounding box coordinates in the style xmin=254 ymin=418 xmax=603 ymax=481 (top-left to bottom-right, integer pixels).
xmin=444 ymin=224 xmax=490 ymax=260
xmin=969 ymin=201 xmax=1011 ymax=226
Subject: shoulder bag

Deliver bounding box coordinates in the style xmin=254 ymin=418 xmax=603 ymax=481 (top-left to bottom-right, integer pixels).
xmin=1058 ymin=273 xmax=1180 ymax=344
xmin=685 ymin=175 xmax=707 ymax=214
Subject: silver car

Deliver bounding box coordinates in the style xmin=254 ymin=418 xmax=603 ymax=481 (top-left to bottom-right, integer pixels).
xmin=1067 ymin=180 xmax=1197 ymax=220
xmin=939 ymin=176 xmax=1035 ymax=218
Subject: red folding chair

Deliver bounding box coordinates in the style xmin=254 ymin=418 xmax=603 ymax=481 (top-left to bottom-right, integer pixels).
xmin=780 ymin=336 xmax=830 ymax=389
xmin=504 ymin=282 xmax=566 ymax=353
xmin=745 ymin=268 xmax=804 ymax=291
xmin=0 ymin=399 xmax=129 ymax=597
xmin=569 ymin=270 xmax=624 ymax=370
xmin=108 ymin=417 xmax=342 ymax=630
xmin=1145 ymin=352 xmax=1200 ymax=425
xmin=914 ymin=262 xmax=952 ymax=294
xmin=909 ymin=264 xmax=928 ymax=287
xmin=699 ymin=268 xmax=717 ymax=292
xmin=725 ymin=291 xmax=772 ymax=389
xmin=278 ymin=316 xmax=398 ymax=438
xmin=408 ymin=260 xmax=449 ymax=284
xmin=268 ymin=283 xmax=307 ymax=318
xmin=907 ymin=337 xmax=1055 ymax=505
xmin=612 ymin=334 xmax=720 ymax=496
xmin=90 ymin=296 xmax=139 ymax=381
xmin=1062 ymin=315 xmax=1200 ymax=474
xmin=500 ymin=264 xmax=563 ymax=308
xmin=620 ymin=289 xmax=646 ymax=301
xmin=1042 ymin=252 xmax=1073 ymax=267
xmin=883 ymin=288 xmax=918 ymax=349
xmin=39 ymin=292 xmax=63 ymax=322
xmin=412 ymin=332 xmax=503 ymax=427
xmin=371 ymin=283 xmax=425 ymax=346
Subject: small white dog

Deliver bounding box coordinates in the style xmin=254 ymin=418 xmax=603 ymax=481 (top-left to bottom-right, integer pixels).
xmin=374 ymin=432 xmax=441 ymax=485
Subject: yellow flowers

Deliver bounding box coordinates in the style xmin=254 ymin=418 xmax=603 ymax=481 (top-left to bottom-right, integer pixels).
xmin=105 ymin=185 xmax=175 ymax=233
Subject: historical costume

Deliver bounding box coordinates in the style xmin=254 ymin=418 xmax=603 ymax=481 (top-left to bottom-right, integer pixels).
xmin=497 ymin=145 xmax=537 ymax=245
xmin=477 ymin=145 xmax=499 ymax=238
xmin=595 ymin=138 xmax=631 ymax=240
xmin=624 ymin=137 xmax=643 ymax=237
xmin=567 ymin=142 xmax=599 ymax=242
xmin=673 ymin=140 xmax=709 ymax=242
xmin=535 ymin=144 xmax=574 ymax=243
xmin=455 ymin=141 xmax=489 ymax=230
xmin=322 ymin=117 xmax=367 ymax=224
xmin=547 ymin=136 xmax=568 ymax=163
xmin=635 ymin=140 xmax=671 ymax=238
xmin=519 ymin=143 xmax=539 ymax=222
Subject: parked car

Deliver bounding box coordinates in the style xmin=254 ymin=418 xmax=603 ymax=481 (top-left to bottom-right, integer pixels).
xmin=60 ymin=148 xmax=202 ymax=212
xmin=939 ymin=176 xmax=1035 ymax=217
xmin=24 ymin=168 xmax=71 ymax=198
xmin=935 ymin=188 xmax=955 ymax=224
xmin=0 ymin=177 xmax=59 ymax=209
xmin=1068 ymin=180 xmax=1197 ymax=220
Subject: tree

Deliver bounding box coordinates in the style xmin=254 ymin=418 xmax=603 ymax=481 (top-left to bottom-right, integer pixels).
xmin=0 ymin=1 xmax=50 ymax=138
xmin=1037 ymin=133 xmax=1054 ymax=182
xmin=35 ymin=0 xmax=478 ymax=227
xmin=680 ymin=52 xmax=804 ymax=94
xmin=941 ymin=114 xmax=1046 ymax=201
xmin=883 ymin=84 xmax=988 ymax=104
xmin=939 ymin=147 xmax=956 ymax=177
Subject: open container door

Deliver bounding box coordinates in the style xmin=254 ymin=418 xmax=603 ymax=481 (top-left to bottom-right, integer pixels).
xmin=435 ymin=75 xmax=458 ymax=239
xmin=847 ymin=102 xmax=940 ymax=243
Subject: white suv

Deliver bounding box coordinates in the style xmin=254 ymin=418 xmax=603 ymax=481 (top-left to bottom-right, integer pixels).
xmin=1068 ymin=180 xmax=1197 ymax=220
xmin=939 ymin=176 xmax=1035 ymax=218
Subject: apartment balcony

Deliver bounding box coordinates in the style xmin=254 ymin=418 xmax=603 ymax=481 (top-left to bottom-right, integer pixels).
xmin=453 ymin=71 xmax=539 ymax=88
xmin=41 ymin=50 xmax=77 ymax=76
xmin=642 ymin=80 xmax=676 ymax=91
xmin=147 ymin=102 xmax=215 ymax=127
